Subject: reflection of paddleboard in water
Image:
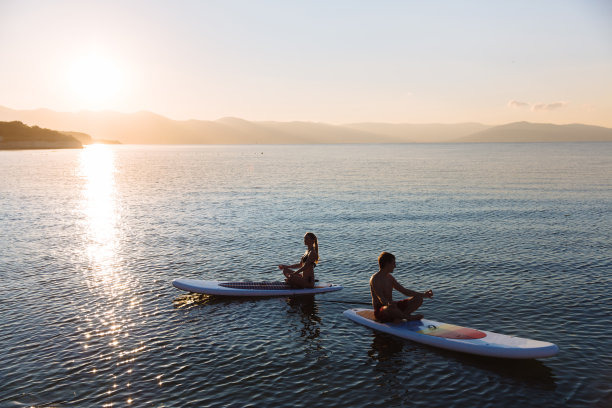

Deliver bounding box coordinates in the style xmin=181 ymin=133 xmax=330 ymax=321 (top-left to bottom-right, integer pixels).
xmin=172 ymin=279 xmax=342 ymax=296
xmin=344 ymin=308 xmax=559 ymax=359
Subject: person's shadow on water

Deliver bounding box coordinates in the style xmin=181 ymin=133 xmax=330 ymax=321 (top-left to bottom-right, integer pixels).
xmin=286 ymin=295 xmax=321 ymax=341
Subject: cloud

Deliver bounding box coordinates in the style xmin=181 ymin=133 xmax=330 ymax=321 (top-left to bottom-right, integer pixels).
xmin=508 ymin=100 xmax=530 ymax=109
xmin=508 ymin=100 xmax=570 ymax=112
xmin=531 ymin=102 xmax=569 ymax=112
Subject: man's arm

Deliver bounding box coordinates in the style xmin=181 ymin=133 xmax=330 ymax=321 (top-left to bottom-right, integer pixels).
xmin=393 ymin=277 xmax=433 ymax=298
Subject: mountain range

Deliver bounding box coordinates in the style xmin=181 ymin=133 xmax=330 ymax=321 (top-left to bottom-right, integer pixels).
xmin=1 ymin=105 xmax=611 ymax=144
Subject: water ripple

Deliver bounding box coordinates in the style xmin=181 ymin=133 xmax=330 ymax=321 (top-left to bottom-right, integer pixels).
xmin=1 ymin=144 xmax=611 ymax=407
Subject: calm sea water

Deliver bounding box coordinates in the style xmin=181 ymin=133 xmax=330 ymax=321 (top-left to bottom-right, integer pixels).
xmin=0 ymin=143 xmax=610 ymax=407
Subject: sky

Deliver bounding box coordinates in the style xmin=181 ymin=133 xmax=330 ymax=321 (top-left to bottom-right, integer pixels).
xmin=1 ymin=0 xmax=611 ymax=126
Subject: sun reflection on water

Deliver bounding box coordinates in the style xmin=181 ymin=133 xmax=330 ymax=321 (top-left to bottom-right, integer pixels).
xmin=79 ymin=144 xmax=122 ymax=290
xmin=78 ymin=145 xmax=141 ymax=404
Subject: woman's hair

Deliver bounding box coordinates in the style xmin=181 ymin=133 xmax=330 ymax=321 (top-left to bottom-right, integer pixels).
xmin=378 ymin=252 xmax=395 ymax=269
xmin=305 ymin=232 xmax=319 ymax=264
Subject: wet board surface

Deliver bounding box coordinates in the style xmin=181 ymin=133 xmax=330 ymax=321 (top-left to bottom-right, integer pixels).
xmin=344 ymin=308 xmax=559 ymax=359
xmin=172 ymin=279 xmax=343 ymax=296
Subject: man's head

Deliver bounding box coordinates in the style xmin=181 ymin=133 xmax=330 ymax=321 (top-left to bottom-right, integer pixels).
xmin=378 ymin=252 xmax=396 ymax=271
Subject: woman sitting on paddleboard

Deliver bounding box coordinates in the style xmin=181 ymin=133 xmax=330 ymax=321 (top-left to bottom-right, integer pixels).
xmin=278 ymin=232 xmax=319 ymax=289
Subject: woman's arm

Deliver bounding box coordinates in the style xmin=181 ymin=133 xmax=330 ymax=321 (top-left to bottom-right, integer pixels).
xmin=280 ymin=263 xmax=310 ymax=278
xmin=278 ymin=262 xmax=302 ymax=270
xmin=290 ymin=263 xmax=309 ymax=275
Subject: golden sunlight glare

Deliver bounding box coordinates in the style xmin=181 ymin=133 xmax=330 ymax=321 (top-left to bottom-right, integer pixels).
xmin=68 ymin=53 xmax=124 ymax=108
xmin=79 ymin=144 xmax=119 ymax=283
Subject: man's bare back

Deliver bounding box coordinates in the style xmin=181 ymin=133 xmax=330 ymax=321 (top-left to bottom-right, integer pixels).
xmin=369 ymin=271 xmax=397 ymax=311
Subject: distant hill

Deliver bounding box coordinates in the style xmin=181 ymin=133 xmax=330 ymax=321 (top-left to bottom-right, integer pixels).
xmin=0 ymin=121 xmax=82 ymax=149
xmin=455 ymin=122 xmax=612 ymax=143
xmin=0 ymin=107 xmax=398 ymax=144
xmin=344 ymin=122 xmax=490 ymax=143
xmin=61 ymin=130 xmax=92 ymax=144
xmin=1 ymin=106 xmax=611 ymax=144
xmin=61 ymin=130 xmax=121 ymax=145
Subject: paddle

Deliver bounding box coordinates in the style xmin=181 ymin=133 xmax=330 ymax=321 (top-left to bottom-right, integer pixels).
xmin=317 ymin=299 xmax=371 ymax=306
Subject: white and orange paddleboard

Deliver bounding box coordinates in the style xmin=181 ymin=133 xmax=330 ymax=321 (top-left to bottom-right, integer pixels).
xmin=344 ymin=308 xmax=559 ymax=359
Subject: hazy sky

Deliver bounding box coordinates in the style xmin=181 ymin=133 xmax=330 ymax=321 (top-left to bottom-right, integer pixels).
xmin=1 ymin=0 xmax=611 ymax=126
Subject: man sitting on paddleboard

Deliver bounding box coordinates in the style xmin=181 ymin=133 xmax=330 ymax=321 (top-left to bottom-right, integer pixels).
xmin=370 ymin=252 xmax=433 ymax=323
